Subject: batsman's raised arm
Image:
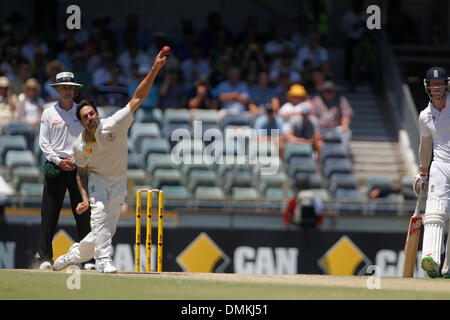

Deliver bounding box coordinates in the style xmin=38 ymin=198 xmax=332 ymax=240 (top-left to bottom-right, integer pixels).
xmin=129 ymin=50 xmax=167 ymax=114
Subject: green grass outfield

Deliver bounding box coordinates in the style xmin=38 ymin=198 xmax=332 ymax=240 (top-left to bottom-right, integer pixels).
xmin=1 ymin=269 xmax=450 ymax=300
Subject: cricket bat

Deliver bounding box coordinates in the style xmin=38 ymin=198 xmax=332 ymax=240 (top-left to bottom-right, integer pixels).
xmin=401 ymin=195 xmax=424 ymax=277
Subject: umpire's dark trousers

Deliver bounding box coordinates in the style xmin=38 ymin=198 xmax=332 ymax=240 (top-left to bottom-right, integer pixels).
xmin=38 ymin=167 xmax=91 ymax=262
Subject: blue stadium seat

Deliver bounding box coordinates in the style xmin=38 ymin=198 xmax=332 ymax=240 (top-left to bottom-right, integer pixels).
xmin=128 ymin=152 xmax=143 ymax=169
xmin=129 ymin=122 xmax=161 ymax=153
xmin=192 ymin=109 xmax=219 ymax=125
xmin=5 ymin=150 xmax=36 ymax=169
xmin=4 ymin=122 xmax=35 ymax=150
xmin=221 ymin=112 xmax=250 ymax=129
xmin=146 ymin=154 xmax=176 ymax=175
xmin=140 ymin=138 xmax=171 ymax=165
xmin=163 ymin=108 xmax=191 ymax=126
xmin=288 ymin=157 xmax=317 ymax=176
xmin=320 ymin=127 xmax=342 ymax=144
xmin=322 ymin=158 xmax=353 ymax=178
xmin=284 ymin=143 xmax=313 ymax=163
xmin=134 ymin=108 xmax=163 ymax=127
xmin=0 ymin=135 xmax=28 ymax=165
xmin=320 ymin=143 xmax=349 ymax=165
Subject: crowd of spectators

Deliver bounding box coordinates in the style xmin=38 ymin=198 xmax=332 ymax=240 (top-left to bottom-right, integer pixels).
xmin=0 ymin=9 xmax=359 ymax=174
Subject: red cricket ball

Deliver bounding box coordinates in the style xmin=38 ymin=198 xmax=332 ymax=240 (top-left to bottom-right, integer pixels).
xmin=162 ymin=46 xmax=171 ymax=55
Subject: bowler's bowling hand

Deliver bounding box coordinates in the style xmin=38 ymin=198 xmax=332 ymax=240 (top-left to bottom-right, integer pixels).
xmin=153 ymin=50 xmax=168 ymax=70
xmin=76 ymin=200 xmax=89 ymax=214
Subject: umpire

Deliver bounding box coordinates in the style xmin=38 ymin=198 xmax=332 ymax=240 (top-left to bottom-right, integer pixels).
xmin=33 ymin=72 xmax=92 ymax=270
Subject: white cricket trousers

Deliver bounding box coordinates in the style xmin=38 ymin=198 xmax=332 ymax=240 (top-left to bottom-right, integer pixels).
xmin=70 ymin=174 xmax=127 ymax=263
xmin=422 ymin=160 xmax=450 ymax=273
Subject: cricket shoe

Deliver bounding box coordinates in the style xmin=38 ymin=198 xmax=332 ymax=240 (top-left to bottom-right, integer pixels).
xmin=96 ymin=259 xmax=117 ymax=273
xmin=421 ymin=256 xmax=439 ymax=278
xmin=53 ymin=243 xmax=79 ymax=271
xmin=83 ymin=263 xmax=96 ymax=271
xmin=39 ymin=261 xmax=52 ymax=270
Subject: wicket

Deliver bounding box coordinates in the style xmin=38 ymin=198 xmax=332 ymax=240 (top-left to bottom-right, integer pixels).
xmin=135 ymin=189 xmax=164 ymax=272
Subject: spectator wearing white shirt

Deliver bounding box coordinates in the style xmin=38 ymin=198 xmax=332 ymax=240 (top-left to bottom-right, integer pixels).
xmin=279 ymin=84 xmax=312 ymax=122
xmin=15 ymin=78 xmax=45 ymax=130
xmin=294 ymin=32 xmax=329 ymax=72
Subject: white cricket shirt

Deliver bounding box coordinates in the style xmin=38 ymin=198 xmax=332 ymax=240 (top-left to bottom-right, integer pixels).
xmin=419 ymin=96 xmax=450 ymax=162
xmin=39 ymin=102 xmax=84 ymax=165
xmin=73 ymin=103 xmax=133 ymax=179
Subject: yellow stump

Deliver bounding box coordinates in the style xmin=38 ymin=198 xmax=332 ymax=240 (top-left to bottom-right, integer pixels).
xmin=146 ymin=191 xmax=152 ymax=272
xmin=157 ymin=190 xmax=164 ymax=272
xmin=135 ymin=190 xmax=141 ymax=272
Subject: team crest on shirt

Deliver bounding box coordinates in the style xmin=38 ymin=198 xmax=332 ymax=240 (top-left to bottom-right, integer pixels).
xmin=106 ymin=133 xmax=116 ymax=142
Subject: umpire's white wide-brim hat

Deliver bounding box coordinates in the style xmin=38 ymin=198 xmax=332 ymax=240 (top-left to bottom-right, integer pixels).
xmin=50 ymin=72 xmax=83 ymax=87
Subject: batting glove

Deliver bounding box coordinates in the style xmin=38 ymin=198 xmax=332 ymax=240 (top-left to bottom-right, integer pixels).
xmin=413 ymin=172 xmax=428 ymax=197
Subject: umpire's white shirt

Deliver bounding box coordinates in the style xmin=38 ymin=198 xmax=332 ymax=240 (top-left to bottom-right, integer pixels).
xmin=39 ymin=102 xmax=83 ymax=165
xmin=419 ymin=96 xmax=450 ymax=162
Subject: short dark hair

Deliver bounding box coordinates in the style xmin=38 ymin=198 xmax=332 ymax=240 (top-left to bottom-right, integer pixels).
xmin=76 ymin=99 xmax=98 ymax=120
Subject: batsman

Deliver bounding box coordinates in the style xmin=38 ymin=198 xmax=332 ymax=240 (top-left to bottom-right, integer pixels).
xmin=414 ymin=66 xmax=450 ymax=278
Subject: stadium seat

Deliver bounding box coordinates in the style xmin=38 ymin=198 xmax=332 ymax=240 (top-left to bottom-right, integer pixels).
xmin=284 ymin=143 xmax=313 ymax=163
xmin=128 ymin=152 xmax=143 ymax=169
xmin=171 ymin=139 xmax=204 ymax=164
xmin=134 ymin=108 xmax=163 ymax=127
xmin=366 ymin=176 xmax=395 ymax=194
xmin=140 ymin=138 xmax=171 ymax=164
xmin=127 ymin=169 xmax=147 ymax=185
xmin=163 ymin=108 xmax=191 ymax=126
xmin=4 ymin=122 xmax=35 ymax=149
xmin=288 ymin=157 xmax=317 ymax=176
xmin=152 ymin=168 xmax=183 ymax=184
xmin=224 ymin=169 xmax=253 ymax=192
xmin=194 ymin=186 xmax=226 ymax=201
xmin=330 ymin=173 xmax=358 ymax=189
xmin=163 ymin=123 xmax=191 ymax=145
xmin=248 ymin=140 xmax=279 ymax=160
xmin=129 ymin=123 xmax=161 ymax=153
xmin=231 ymin=187 xmax=260 ymax=208
xmin=146 ymin=154 xmax=176 ymax=175
xmin=182 ymin=163 xmax=212 ymax=176
xmin=192 ymin=109 xmax=219 ymax=125
xmin=221 ymin=112 xmax=250 ymax=129
xmin=320 ymin=143 xmax=349 ymax=164
xmin=5 ymin=150 xmax=36 ymax=169
xmin=322 ymin=158 xmax=353 ymax=178
xmin=188 ymin=179 xmax=216 ymax=194
xmin=320 ymin=127 xmax=342 ymax=144
xmin=12 ymin=166 xmax=42 ymax=190
xmin=259 ymin=171 xmax=289 ymax=187
xmin=20 ymin=182 xmax=44 ymax=196
xmin=263 ymin=187 xmax=286 ymax=201
xmin=0 ymin=135 xmax=28 ymax=165
xmin=161 ymin=185 xmax=190 ymax=200
xmin=334 ymin=187 xmax=364 ymax=201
